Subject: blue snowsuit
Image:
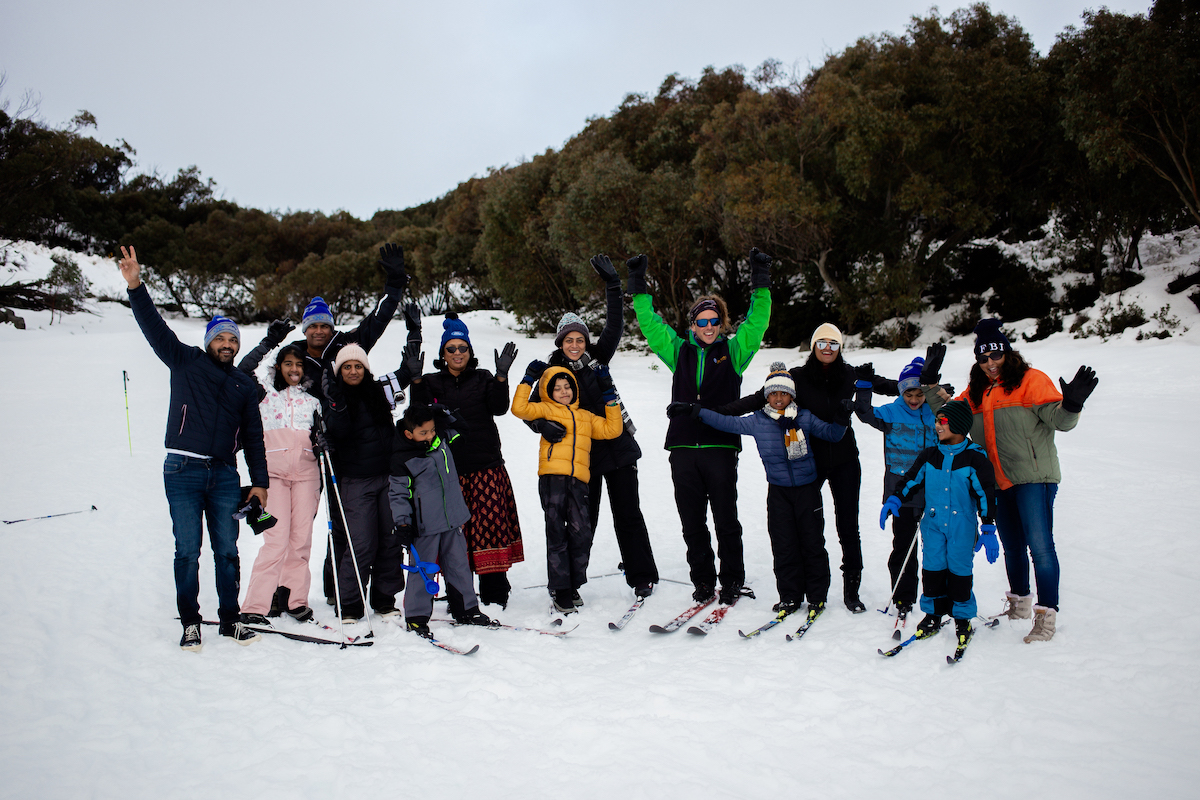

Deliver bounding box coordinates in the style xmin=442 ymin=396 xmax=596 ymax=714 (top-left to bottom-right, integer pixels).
xmin=896 ymin=438 xmax=996 ymax=619
xmin=699 ymin=407 xmax=845 ymax=604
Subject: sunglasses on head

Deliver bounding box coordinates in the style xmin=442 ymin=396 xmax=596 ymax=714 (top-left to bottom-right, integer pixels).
xmin=976 ymin=351 xmax=1004 ymax=363
xmin=693 ymin=317 xmax=721 ymax=328
xmin=444 ymin=345 xmax=469 ymax=355
xmin=814 ymin=339 xmax=840 ymax=351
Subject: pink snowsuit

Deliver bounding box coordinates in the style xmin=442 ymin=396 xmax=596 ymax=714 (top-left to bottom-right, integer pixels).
xmin=241 ymin=379 xmax=323 ymax=615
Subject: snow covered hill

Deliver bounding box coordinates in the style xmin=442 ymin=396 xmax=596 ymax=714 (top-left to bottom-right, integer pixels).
xmin=1 ymin=236 xmax=1198 ymax=798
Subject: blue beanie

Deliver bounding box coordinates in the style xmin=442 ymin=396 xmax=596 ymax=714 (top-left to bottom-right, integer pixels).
xmin=898 ymin=357 xmax=925 ymax=392
xmin=440 ymin=313 xmax=471 ymax=352
xmin=973 ymin=318 xmax=1011 ymax=358
xmin=302 ymin=296 xmax=334 ymax=333
xmin=204 ymin=316 xmax=240 ymax=350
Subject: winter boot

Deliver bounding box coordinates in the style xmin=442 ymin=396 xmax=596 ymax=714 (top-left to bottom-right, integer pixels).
xmin=954 ymin=617 xmax=973 ymax=643
xmin=340 ymin=603 xmax=364 ymax=624
xmin=239 ymin=613 xmax=270 ymax=626
xmin=805 ymin=601 xmax=826 ymax=624
xmin=219 ymin=621 xmax=262 ymax=646
xmin=406 ymin=616 xmax=432 ymax=638
xmin=454 ymin=607 xmax=495 ymax=626
xmin=478 ymin=572 xmax=511 ymax=609
xmin=1024 ymin=606 xmax=1057 ymax=643
xmin=268 ymin=586 xmax=290 ymax=618
xmin=692 ymin=582 xmax=716 ymax=603
xmin=718 ymin=583 xmax=748 ymax=605
xmin=1002 ymin=592 xmax=1033 ymax=620
xmin=634 ymin=583 xmax=654 ymax=599
xmin=895 ymin=601 xmax=913 ymax=623
xmin=551 ymin=590 xmax=577 ymax=614
xmin=915 ymin=614 xmax=943 ymax=639
xmin=179 ymin=623 xmax=202 ymax=652
xmin=843 ymin=572 xmax=866 ymax=614
xmin=571 ymin=589 xmax=585 ymax=608
xmin=773 ymin=598 xmax=801 ymax=615
xmin=286 ymin=605 xmax=314 ymax=623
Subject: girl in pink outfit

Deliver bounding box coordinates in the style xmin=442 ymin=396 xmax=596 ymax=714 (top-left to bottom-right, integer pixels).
xmin=237 ymin=323 xmax=323 ymax=622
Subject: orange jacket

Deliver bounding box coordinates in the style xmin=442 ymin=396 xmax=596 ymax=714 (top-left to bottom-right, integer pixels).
xmin=511 ymin=366 xmax=623 ymax=484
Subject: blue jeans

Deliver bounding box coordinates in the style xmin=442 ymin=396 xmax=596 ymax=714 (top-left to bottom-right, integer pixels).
xmin=163 ymin=454 xmax=243 ymax=625
xmin=994 ymin=483 xmax=1060 ymax=610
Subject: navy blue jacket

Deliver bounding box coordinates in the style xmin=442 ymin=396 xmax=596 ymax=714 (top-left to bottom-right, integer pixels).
xmin=699 ymin=407 xmax=845 ymax=487
xmin=129 ymin=284 xmax=268 ymax=487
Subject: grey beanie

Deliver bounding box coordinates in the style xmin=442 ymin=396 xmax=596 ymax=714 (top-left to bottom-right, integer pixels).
xmin=554 ymin=312 xmax=591 ymax=348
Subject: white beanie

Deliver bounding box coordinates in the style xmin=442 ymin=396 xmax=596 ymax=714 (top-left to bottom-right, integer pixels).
xmin=809 ymin=322 xmax=844 ymax=351
xmin=333 ymin=343 xmax=370 ymax=374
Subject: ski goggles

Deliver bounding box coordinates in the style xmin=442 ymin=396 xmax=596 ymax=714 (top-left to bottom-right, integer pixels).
xmin=814 ymin=339 xmax=841 ymax=351
xmin=443 ymin=345 xmax=470 ymax=354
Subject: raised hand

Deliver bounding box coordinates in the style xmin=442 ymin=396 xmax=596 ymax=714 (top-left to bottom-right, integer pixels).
xmin=626 ymin=254 xmax=649 ymax=296
xmin=403 ymin=342 xmax=425 ymax=380
xmin=1059 ymin=366 xmax=1098 ymax=413
xmin=854 ymin=362 xmax=876 ymax=388
xmin=402 ymin=302 xmax=421 ymax=332
xmin=265 ymin=318 xmax=296 ymax=346
xmin=522 ymin=359 xmax=549 ymax=385
xmin=378 ymin=243 xmax=409 ymax=291
xmin=749 ymin=247 xmax=773 ymax=290
xmin=921 ymin=343 xmax=946 ymax=385
xmin=494 ymin=342 xmax=518 ymax=380
xmin=117 ymin=245 xmax=141 ymax=289
xmin=590 ymin=254 xmax=620 ymax=286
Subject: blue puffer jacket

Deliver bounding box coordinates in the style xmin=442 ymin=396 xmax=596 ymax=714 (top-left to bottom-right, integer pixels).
xmin=897 ymin=439 xmax=996 ymax=541
xmin=855 ymin=390 xmax=937 ymax=506
xmin=698 ymin=407 xmax=845 ymax=487
xmin=129 ymin=284 xmax=269 ymax=487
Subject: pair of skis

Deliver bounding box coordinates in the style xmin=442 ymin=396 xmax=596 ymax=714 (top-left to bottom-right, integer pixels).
xmin=877 ymin=617 xmax=998 ymax=663
xmin=196 ymin=618 xmax=372 ymax=648
xmin=646 ymin=588 xmax=757 ymax=636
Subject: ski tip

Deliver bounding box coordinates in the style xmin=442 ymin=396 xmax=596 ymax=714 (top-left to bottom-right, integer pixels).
xmin=984 ymin=618 xmax=1000 ymax=629
xmin=608 ymin=622 xmax=620 ymax=631
xmin=465 ymin=644 xmax=480 ymax=655
xmin=737 ymin=630 xmax=749 ymax=638
xmin=551 ymin=618 xmax=564 ymax=627
xmin=892 ymin=629 xmax=902 ymax=641
xmin=686 ymin=626 xmax=707 ymax=636
xmin=648 ymin=625 xmax=670 ymax=634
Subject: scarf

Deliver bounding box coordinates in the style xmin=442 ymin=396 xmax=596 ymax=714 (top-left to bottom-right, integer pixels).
xmin=764 ymin=402 xmax=807 ymax=460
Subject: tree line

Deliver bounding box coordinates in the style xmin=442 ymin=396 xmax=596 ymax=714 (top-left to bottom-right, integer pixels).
xmin=2 ymin=2 xmax=1196 ymax=345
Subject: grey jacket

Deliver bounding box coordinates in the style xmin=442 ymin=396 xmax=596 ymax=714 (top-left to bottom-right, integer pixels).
xmin=388 ymin=429 xmax=472 ymax=535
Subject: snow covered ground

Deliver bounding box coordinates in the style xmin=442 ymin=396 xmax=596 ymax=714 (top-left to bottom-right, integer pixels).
xmin=2 ymin=238 xmax=1199 ymax=799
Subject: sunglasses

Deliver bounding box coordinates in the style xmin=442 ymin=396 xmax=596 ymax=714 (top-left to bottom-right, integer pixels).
xmin=935 ymin=415 xmax=949 ymax=426
xmin=444 ymin=345 xmax=469 ymax=355
xmin=976 ymin=351 xmax=1004 ymax=363
xmin=814 ymin=340 xmax=841 ymax=351
xmin=693 ymin=317 xmax=721 ymax=328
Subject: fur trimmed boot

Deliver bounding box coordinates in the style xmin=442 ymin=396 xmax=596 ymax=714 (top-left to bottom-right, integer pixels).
xmin=1002 ymin=591 xmax=1033 ymax=620
xmin=1023 ymin=605 xmax=1057 ymax=643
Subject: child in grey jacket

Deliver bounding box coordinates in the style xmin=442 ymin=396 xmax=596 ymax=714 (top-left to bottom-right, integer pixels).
xmin=389 ymin=404 xmax=495 ymax=636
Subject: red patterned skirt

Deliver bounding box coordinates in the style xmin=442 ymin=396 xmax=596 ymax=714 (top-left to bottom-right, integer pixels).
xmin=459 ymin=465 xmax=525 ymax=574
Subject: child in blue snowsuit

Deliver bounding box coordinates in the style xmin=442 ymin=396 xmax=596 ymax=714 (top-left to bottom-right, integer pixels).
xmin=881 ymin=400 xmax=998 ymax=648
xmin=855 ymin=357 xmax=938 ymax=615
xmin=690 ymin=363 xmax=846 ymax=618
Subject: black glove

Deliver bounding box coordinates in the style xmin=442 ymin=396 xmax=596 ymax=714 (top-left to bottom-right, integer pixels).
xmin=921 ymin=343 xmax=946 ymax=385
xmin=379 ymin=243 xmax=408 ymax=291
xmin=666 ymin=401 xmax=702 ymax=420
xmin=590 ymin=254 xmax=620 ymax=287
xmin=523 ymin=359 xmax=548 ymax=385
xmin=593 ymin=363 xmax=618 ymax=404
xmin=265 ymin=318 xmax=295 ymax=346
xmin=749 ymin=247 xmax=773 ymax=290
xmin=941 ymin=383 xmax=955 ymax=397
xmin=529 ymin=419 xmax=567 ymax=444
xmin=310 ymin=412 xmax=331 ymax=454
xmin=402 ymin=302 xmax=421 ymax=332
xmin=854 ymin=362 xmax=876 ymax=385
xmin=403 ymin=342 xmax=424 ymax=380
xmin=321 ymin=369 xmax=346 ymax=413
xmin=1059 ymin=366 xmax=1098 ymax=413
xmin=494 ymin=342 xmax=518 ymax=380
xmin=393 ymin=523 xmax=416 ymax=548
xmin=626 ymin=254 xmax=649 ymax=296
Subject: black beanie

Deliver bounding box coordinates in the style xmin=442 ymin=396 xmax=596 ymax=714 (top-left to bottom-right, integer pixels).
xmin=940 ymin=400 xmax=974 ymax=436
xmin=973 ymin=318 xmax=1011 ymax=358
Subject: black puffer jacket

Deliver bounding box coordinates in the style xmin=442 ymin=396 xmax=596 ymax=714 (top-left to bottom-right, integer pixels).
xmin=409 ymin=362 xmax=510 ymax=475
xmin=324 ymin=377 xmax=395 ymax=478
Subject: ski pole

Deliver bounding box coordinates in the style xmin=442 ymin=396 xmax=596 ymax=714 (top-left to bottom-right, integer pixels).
xmin=877 ymin=524 xmax=920 ymax=614
xmin=320 ymin=447 xmax=376 ymax=640
xmin=4 ymin=505 xmax=98 ymax=525
xmin=319 ymin=451 xmax=350 ymax=647
xmin=402 ymin=544 xmax=442 ymax=594
xmin=123 ymin=370 xmax=133 ymax=456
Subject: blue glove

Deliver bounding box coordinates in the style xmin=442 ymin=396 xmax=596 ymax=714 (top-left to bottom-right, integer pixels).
xmin=975 ymin=524 xmax=999 ymax=564
xmin=879 ymin=496 xmax=902 ymax=529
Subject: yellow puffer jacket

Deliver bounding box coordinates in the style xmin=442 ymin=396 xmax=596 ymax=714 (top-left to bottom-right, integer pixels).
xmin=511 ymin=365 xmax=623 ymax=484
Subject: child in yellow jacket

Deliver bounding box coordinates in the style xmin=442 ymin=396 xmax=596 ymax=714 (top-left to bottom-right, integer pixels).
xmin=511 ymin=360 xmax=623 ymax=613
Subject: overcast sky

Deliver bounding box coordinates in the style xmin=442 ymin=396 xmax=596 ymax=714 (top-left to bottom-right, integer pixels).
xmin=2 ymin=0 xmax=1146 ymax=220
